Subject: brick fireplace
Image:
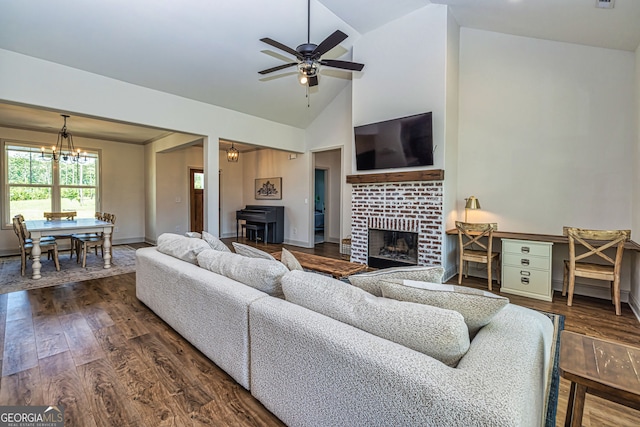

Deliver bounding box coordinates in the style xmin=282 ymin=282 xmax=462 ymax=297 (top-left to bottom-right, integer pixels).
xmin=349 ymin=173 xmax=444 ymax=267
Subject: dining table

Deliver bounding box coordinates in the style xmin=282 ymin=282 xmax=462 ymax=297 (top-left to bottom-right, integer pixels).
xmin=24 ymin=218 xmax=114 ymax=279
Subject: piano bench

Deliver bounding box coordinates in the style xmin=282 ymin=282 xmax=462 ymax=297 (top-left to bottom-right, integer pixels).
xmin=242 ymin=223 xmax=266 ymax=242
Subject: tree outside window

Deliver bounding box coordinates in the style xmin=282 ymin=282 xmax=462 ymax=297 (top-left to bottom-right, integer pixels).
xmin=4 ymin=142 xmax=100 ymax=224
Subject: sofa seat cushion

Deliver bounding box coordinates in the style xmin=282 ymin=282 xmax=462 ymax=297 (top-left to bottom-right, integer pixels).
xmin=157 ymin=232 xmax=211 ymax=264
xmin=232 ymin=242 xmax=276 ymax=260
xmin=348 ymin=265 xmax=445 ymax=296
xmin=282 ymin=270 xmax=469 ymax=366
xmin=197 ymin=250 xmax=288 ymax=297
xmin=380 ymin=280 xmax=509 ymax=336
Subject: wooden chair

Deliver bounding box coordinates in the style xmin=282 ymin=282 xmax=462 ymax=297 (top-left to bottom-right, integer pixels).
xmin=562 ymin=227 xmax=630 ymax=316
xmin=456 ymin=221 xmax=500 ymax=290
xmin=75 ymin=213 xmax=116 ymax=268
xmin=44 ymin=211 xmax=77 ymax=257
xmin=14 ymin=214 xmax=55 ymax=244
xmin=70 ymin=212 xmax=103 ymax=260
xmin=44 ymin=211 xmax=76 ymax=220
xmin=12 ymin=217 xmax=60 ymax=276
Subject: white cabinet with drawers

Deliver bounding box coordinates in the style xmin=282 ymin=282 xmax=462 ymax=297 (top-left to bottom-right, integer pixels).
xmin=501 ymin=239 xmax=553 ymax=301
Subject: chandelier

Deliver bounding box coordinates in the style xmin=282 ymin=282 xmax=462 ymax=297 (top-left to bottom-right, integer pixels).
xmin=227 ymin=142 xmax=239 ymax=162
xmin=41 ymin=114 xmax=87 ymax=163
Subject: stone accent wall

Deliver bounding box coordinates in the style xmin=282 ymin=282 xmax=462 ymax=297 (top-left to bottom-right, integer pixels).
xmin=351 ymin=181 xmax=443 ymax=266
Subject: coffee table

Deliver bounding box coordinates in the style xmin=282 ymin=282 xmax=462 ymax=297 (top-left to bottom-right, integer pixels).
xmin=271 ymin=250 xmax=367 ymax=279
xmin=559 ymin=330 xmax=640 ymax=427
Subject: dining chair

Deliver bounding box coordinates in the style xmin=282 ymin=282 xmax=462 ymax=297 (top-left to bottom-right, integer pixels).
xmin=456 ymin=221 xmax=500 ymax=291
xmin=14 ymin=214 xmax=56 ymax=244
xmin=562 ymin=227 xmax=630 ymax=315
xmin=70 ymin=212 xmax=104 ymax=260
xmin=75 ymin=213 xmax=116 ymax=268
xmin=12 ymin=217 xmax=60 ymax=276
xmin=44 ymin=211 xmax=77 ymax=220
xmin=44 ymin=211 xmax=77 ymax=257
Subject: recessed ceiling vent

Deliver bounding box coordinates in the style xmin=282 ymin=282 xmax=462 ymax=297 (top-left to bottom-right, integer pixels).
xmin=595 ymin=0 xmax=614 ymax=9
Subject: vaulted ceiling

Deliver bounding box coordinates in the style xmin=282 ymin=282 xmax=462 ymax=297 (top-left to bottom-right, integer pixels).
xmin=0 ymin=0 xmax=638 ymax=142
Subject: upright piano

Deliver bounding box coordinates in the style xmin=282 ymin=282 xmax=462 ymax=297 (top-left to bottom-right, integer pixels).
xmin=235 ymin=205 xmax=284 ymax=244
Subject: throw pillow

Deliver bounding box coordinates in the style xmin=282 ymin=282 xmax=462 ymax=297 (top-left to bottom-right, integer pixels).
xmin=157 ymin=233 xmax=211 ymax=264
xmin=379 ymin=279 xmax=509 ymax=337
xmin=280 ymin=247 xmax=303 ymax=271
xmin=348 ymin=265 xmax=445 ymax=296
xmin=282 ymin=270 xmax=469 ymax=366
xmin=202 ymin=231 xmax=231 ymax=252
xmin=232 ymin=242 xmax=276 ymax=260
xmin=197 ymin=250 xmax=288 ymax=296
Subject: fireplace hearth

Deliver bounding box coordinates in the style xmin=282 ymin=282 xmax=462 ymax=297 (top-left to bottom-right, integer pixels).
xmin=368 ymin=229 xmax=418 ymax=268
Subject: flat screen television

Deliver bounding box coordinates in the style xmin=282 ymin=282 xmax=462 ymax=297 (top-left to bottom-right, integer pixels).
xmin=354 ymin=112 xmax=433 ymax=171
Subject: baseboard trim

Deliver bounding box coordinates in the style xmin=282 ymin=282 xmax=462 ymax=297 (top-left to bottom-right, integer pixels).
xmin=443 ymin=266 xmax=457 ymax=283
xmin=551 ymin=279 xmax=629 ymax=303
xmin=629 ymin=292 xmax=640 ymax=323
xmin=284 ymin=239 xmax=313 ymax=248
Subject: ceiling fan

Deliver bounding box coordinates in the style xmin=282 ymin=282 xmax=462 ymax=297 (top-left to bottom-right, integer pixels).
xmin=258 ymin=0 xmax=365 ymax=87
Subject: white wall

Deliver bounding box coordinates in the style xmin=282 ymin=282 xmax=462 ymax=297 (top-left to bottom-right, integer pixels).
xmin=0 ymin=126 xmax=144 ymax=254
xmin=155 ymin=146 xmax=203 ymax=237
xmin=241 ymin=149 xmax=311 ymax=246
xmin=352 ymin=5 xmax=448 ymax=172
xmin=219 ymin=149 xmax=245 ymax=238
xmin=631 ymin=44 xmax=640 ymax=319
xmin=306 ymin=85 xmax=353 ymax=242
xmin=0 ymin=48 xmax=306 ymax=240
xmin=458 ymin=28 xmax=636 ymax=298
xmin=442 ymin=8 xmax=461 ymax=279
xmin=458 ymin=29 xmax=635 ymax=232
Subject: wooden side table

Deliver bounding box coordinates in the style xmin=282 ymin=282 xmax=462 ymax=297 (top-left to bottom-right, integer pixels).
xmin=271 ymin=250 xmax=367 ymax=279
xmin=559 ymin=331 xmax=640 ymax=427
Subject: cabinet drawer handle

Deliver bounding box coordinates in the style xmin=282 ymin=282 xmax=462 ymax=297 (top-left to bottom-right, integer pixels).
xmin=521 ymin=247 xmax=530 ymax=254
xmin=521 ymin=259 xmax=530 ymax=266
xmin=520 ymin=271 xmax=531 ymax=276
xmin=521 ymin=277 xmax=530 ymax=285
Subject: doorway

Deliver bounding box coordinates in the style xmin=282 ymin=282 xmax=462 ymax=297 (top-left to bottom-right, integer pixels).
xmin=189 ymin=168 xmax=204 ymax=233
xmin=312 ymin=148 xmax=342 ymax=247
xmin=314 ymin=168 xmax=327 ymax=244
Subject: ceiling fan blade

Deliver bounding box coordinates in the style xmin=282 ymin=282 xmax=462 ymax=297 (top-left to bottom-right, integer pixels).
xmin=312 ymin=30 xmax=348 ymax=58
xmin=308 ymin=75 xmax=319 ymax=87
xmin=320 ymin=59 xmax=365 ymax=72
xmin=260 ymin=38 xmax=302 ymax=59
xmin=258 ymin=63 xmax=298 ymax=75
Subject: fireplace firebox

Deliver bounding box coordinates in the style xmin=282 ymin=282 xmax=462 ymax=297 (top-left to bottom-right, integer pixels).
xmin=368 ymin=229 xmax=418 ymax=268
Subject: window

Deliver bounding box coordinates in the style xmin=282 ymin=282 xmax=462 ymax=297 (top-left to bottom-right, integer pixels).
xmin=3 ymin=141 xmax=100 ymax=224
xmin=193 ymin=172 xmax=204 ymax=190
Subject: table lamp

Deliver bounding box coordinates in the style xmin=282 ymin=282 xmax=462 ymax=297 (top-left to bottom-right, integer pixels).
xmin=464 ymin=196 xmax=481 ymax=222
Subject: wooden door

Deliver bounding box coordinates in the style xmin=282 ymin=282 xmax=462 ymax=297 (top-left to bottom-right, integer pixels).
xmin=190 ymin=168 xmax=204 ymax=233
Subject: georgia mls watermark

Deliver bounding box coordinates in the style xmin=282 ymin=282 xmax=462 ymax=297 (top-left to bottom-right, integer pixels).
xmin=0 ymin=406 xmax=64 ymax=427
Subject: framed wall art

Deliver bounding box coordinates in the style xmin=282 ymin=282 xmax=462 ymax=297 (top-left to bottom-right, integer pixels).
xmin=255 ymin=177 xmax=282 ymax=200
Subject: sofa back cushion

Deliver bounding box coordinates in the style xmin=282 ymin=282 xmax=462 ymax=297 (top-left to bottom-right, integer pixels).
xmin=197 ymin=250 xmax=288 ymax=297
xmin=282 ymin=270 xmax=469 ymax=366
xmin=202 ymin=231 xmax=231 ymax=252
xmin=157 ymin=233 xmax=211 ymax=264
xmin=348 ymin=266 xmax=445 ymax=296
xmin=379 ymin=280 xmax=509 ymax=337
xmin=280 ymin=247 xmax=303 ymax=271
xmin=232 ymin=242 xmax=276 ymax=260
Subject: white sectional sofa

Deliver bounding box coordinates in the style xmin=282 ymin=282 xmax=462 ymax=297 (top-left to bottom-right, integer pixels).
xmin=135 ymin=234 xmax=556 ymax=427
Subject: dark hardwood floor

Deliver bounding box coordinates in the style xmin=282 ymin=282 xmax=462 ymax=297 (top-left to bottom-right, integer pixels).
xmin=0 ymin=238 xmax=638 ymax=426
